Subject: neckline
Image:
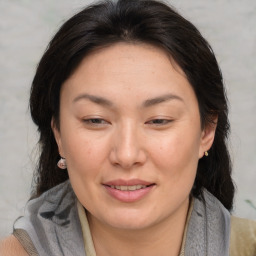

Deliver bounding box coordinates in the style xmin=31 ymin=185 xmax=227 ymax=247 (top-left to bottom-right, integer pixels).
xmin=77 ymin=198 xmax=194 ymax=256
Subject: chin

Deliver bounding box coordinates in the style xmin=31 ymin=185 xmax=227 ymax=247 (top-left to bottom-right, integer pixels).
xmin=101 ymin=209 xmax=160 ymax=231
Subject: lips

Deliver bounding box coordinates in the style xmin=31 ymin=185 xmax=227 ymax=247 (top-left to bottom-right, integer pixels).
xmin=104 ymin=179 xmax=153 ymax=187
xmin=109 ymin=185 xmax=147 ymax=191
xmin=103 ymin=179 xmax=155 ymax=202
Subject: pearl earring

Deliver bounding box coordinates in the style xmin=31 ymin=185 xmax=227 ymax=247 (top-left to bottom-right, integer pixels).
xmin=57 ymin=157 xmax=67 ymax=169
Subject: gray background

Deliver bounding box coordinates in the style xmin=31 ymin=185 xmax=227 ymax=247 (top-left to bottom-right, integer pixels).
xmin=0 ymin=0 xmax=256 ymax=239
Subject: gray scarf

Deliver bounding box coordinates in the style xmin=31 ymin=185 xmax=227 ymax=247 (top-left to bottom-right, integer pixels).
xmin=14 ymin=181 xmax=230 ymax=256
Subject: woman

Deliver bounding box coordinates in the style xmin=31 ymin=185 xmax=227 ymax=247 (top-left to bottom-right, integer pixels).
xmin=1 ymin=0 xmax=255 ymax=255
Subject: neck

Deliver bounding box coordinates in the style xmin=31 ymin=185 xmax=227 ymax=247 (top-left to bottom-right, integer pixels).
xmin=87 ymin=199 xmax=190 ymax=256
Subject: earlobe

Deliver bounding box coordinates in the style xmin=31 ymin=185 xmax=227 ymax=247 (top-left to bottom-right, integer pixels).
xmin=51 ymin=118 xmax=64 ymax=157
xmin=199 ymin=117 xmax=218 ymax=158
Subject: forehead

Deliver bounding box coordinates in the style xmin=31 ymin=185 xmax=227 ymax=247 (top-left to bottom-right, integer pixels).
xmin=72 ymin=42 xmax=184 ymax=78
xmin=61 ymin=42 xmax=196 ymax=106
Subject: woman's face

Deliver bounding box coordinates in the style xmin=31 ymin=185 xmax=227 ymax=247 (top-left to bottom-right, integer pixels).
xmin=53 ymin=42 xmax=216 ymax=230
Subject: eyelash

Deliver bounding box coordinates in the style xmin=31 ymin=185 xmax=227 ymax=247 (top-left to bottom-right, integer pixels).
xmin=82 ymin=118 xmax=173 ymax=128
xmin=146 ymin=119 xmax=173 ymax=126
xmin=82 ymin=118 xmax=109 ymax=126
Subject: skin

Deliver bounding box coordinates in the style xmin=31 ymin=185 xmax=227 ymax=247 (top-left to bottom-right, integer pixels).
xmin=0 ymin=42 xmax=216 ymax=256
xmin=52 ymin=42 xmax=216 ymax=256
xmin=0 ymin=235 xmax=29 ymax=256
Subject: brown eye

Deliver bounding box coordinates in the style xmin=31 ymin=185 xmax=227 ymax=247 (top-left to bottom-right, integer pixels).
xmin=147 ymin=119 xmax=173 ymax=125
xmin=86 ymin=119 xmax=105 ymax=124
xmin=82 ymin=118 xmax=109 ymax=126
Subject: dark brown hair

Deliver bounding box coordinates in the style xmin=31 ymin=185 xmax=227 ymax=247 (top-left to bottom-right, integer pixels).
xmin=30 ymin=0 xmax=235 ymax=210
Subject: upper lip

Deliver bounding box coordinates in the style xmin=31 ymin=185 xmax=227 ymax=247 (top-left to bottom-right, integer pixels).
xmin=103 ymin=179 xmax=155 ymax=186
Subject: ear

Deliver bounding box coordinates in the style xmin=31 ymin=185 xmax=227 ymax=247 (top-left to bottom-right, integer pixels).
xmin=198 ymin=116 xmax=218 ymax=159
xmin=51 ymin=118 xmax=65 ymax=158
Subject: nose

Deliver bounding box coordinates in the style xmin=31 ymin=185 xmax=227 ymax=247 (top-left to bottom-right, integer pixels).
xmin=109 ymin=122 xmax=147 ymax=169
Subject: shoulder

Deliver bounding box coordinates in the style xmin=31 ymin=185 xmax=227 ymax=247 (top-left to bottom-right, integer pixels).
xmin=0 ymin=235 xmax=29 ymax=256
xmin=230 ymin=216 xmax=256 ymax=256
xmin=231 ymin=215 xmax=256 ymax=234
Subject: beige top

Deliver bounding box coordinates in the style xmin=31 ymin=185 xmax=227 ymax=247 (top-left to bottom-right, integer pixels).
xmin=77 ymin=201 xmax=97 ymax=256
xmin=230 ymin=215 xmax=256 ymax=256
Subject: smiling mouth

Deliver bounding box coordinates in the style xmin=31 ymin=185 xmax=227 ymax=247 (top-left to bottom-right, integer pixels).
xmin=105 ymin=184 xmax=155 ymax=191
xmin=104 ymin=182 xmax=155 ymax=202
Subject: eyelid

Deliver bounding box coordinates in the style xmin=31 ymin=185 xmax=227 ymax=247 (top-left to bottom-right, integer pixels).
xmin=82 ymin=117 xmax=110 ymax=126
xmin=145 ymin=118 xmax=174 ymax=125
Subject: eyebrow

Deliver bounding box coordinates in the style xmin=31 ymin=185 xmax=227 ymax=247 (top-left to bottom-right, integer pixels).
xmin=72 ymin=93 xmax=183 ymax=108
xmin=142 ymin=93 xmax=184 ymax=107
xmin=73 ymin=93 xmax=113 ymax=107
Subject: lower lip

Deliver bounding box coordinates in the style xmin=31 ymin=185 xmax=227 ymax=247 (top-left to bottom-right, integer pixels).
xmin=104 ymin=185 xmax=155 ymax=203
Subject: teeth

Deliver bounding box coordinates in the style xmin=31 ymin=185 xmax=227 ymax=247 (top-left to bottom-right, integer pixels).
xmin=110 ymin=185 xmax=147 ymax=191
xmin=136 ymin=185 xmax=146 ymax=190
xmin=128 ymin=185 xmax=137 ymax=191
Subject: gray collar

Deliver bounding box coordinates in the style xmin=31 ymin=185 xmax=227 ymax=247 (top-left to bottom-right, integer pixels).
xmin=185 ymin=189 xmax=230 ymax=255
xmin=14 ymin=181 xmax=230 ymax=256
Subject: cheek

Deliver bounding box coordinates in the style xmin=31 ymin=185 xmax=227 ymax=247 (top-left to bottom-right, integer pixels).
xmin=152 ymin=133 xmax=199 ymax=163
xmin=61 ymin=131 xmax=108 ymax=176
xmin=149 ymin=130 xmax=200 ymax=182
